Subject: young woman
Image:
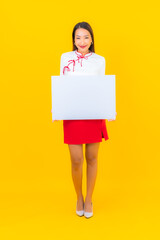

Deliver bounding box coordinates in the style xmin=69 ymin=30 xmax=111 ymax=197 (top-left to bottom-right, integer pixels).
xmin=58 ymin=22 xmax=115 ymax=218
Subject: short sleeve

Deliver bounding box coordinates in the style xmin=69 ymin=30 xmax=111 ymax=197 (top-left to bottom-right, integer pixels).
xmin=99 ymin=57 xmax=106 ymax=75
xmin=60 ymin=53 xmax=65 ymax=76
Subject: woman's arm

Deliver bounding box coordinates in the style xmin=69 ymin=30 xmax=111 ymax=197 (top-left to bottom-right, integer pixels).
xmin=52 ymin=53 xmax=65 ymax=122
xmin=99 ymin=56 xmax=117 ymax=121
xmin=99 ymin=57 xmax=106 ymax=75
xmin=60 ymin=53 xmax=65 ymax=76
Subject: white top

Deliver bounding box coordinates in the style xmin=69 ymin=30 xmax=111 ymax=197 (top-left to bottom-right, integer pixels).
xmin=60 ymin=50 xmax=105 ymax=76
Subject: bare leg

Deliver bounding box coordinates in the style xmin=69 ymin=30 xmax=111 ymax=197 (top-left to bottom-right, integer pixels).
xmin=85 ymin=142 xmax=100 ymax=212
xmin=68 ymin=144 xmax=84 ymax=210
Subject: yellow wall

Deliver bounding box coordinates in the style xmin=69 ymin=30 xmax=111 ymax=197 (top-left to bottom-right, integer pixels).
xmin=0 ymin=0 xmax=160 ymax=239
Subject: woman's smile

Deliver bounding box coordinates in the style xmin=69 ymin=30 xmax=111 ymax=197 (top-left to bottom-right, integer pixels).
xmin=79 ymin=45 xmax=87 ymax=48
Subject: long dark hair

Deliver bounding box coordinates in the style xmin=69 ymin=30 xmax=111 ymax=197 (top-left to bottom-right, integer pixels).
xmin=72 ymin=22 xmax=95 ymax=53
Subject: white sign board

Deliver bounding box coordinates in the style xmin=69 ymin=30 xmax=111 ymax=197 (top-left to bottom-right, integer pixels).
xmin=51 ymin=75 xmax=116 ymax=120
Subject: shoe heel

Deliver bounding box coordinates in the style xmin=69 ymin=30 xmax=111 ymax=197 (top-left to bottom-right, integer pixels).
xmin=76 ymin=201 xmax=84 ymax=217
xmin=84 ymin=202 xmax=93 ymax=218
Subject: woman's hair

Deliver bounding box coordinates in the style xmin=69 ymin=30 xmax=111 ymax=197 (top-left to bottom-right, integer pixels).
xmin=72 ymin=22 xmax=95 ymax=53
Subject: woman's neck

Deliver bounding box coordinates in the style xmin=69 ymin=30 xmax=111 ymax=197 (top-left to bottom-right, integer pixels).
xmin=77 ymin=49 xmax=90 ymax=56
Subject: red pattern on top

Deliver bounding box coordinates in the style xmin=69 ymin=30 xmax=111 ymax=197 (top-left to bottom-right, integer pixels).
xmin=63 ymin=50 xmax=92 ymax=75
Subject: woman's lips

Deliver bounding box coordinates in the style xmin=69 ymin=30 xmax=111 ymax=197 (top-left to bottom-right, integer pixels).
xmin=80 ymin=45 xmax=87 ymax=48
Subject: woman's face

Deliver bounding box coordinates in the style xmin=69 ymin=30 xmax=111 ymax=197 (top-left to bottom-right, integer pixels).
xmin=74 ymin=28 xmax=92 ymax=54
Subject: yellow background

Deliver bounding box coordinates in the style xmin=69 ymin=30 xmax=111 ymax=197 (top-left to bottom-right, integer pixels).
xmin=0 ymin=0 xmax=160 ymax=239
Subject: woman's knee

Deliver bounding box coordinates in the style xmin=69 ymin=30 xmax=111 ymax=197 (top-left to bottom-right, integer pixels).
xmin=85 ymin=143 xmax=100 ymax=165
xmin=71 ymin=157 xmax=84 ymax=169
xmin=68 ymin=144 xmax=83 ymax=169
xmin=86 ymin=156 xmax=97 ymax=166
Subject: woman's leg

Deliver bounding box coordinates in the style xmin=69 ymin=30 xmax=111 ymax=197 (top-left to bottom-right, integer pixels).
xmin=84 ymin=142 xmax=100 ymax=212
xmin=68 ymin=144 xmax=84 ymax=210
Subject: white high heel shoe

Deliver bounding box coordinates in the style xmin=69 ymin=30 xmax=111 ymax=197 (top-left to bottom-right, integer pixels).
xmin=84 ymin=202 xmax=93 ymax=218
xmin=76 ymin=201 xmax=84 ymax=217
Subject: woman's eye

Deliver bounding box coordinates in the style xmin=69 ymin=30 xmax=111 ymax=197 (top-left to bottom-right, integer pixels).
xmin=76 ymin=38 xmax=89 ymax=39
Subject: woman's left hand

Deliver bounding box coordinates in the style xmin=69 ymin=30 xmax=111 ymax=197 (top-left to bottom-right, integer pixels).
xmin=108 ymin=112 xmax=117 ymax=121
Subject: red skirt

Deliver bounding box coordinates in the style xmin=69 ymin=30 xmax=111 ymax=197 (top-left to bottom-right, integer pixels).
xmin=63 ymin=119 xmax=109 ymax=144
